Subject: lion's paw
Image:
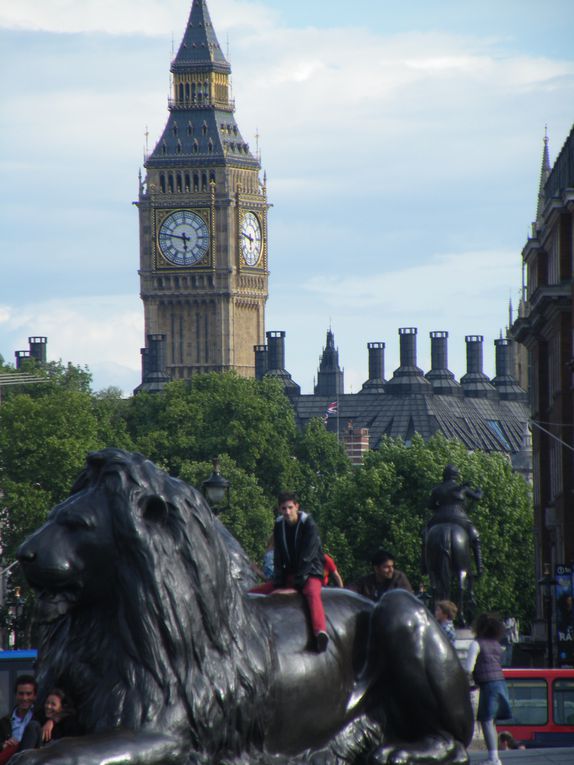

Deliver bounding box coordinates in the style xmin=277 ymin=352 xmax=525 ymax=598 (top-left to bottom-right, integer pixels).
xmin=368 ymin=735 xmax=469 ymax=765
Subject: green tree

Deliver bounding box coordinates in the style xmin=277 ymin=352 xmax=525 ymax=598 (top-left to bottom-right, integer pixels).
xmin=321 ymin=434 xmax=534 ymax=625
xmin=293 ymin=417 xmax=352 ymax=515
xmin=126 ymin=373 xmax=301 ymax=497
xmin=179 ymin=454 xmax=274 ymax=564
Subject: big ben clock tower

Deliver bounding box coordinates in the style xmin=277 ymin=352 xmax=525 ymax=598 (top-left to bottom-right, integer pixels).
xmin=137 ymin=0 xmax=269 ymax=382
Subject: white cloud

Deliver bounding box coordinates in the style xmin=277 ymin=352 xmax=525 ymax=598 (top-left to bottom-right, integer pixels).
xmin=0 ymin=0 xmax=277 ymax=36
xmin=303 ymin=249 xmax=519 ymax=312
xmin=1 ymin=2 xmax=572 ymax=395
xmin=0 ymin=297 xmax=143 ymax=394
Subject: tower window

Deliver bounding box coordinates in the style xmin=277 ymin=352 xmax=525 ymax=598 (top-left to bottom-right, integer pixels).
xmin=193 ymin=173 xmax=199 ymax=191
xmin=168 ymin=174 xmax=174 ymax=193
xmin=178 ymin=83 xmax=184 ymax=102
xmin=160 ymin=173 xmax=166 ymax=192
xmin=193 ymin=139 xmax=199 ymax=154
xmin=202 ymin=172 xmax=207 ymax=191
xmin=208 ymin=139 xmax=213 ymax=153
xmin=192 ymin=83 xmax=197 ymax=102
xmin=176 ymin=139 xmax=182 ymax=154
xmin=176 ymin=173 xmax=182 ymax=192
xmin=202 ymin=122 xmax=208 ymax=136
xmin=161 ymin=140 xmax=167 ymax=155
xmin=187 ymin=121 xmax=193 ymax=136
xmin=172 ymin=122 xmax=178 ymax=136
xmin=185 ymin=173 xmax=190 ymax=191
xmin=185 ymin=82 xmax=190 ymax=101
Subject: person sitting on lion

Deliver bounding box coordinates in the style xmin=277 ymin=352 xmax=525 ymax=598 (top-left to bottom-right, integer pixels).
xmin=424 ymin=464 xmax=484 ymax=576
xmin=250 ymin=491 xmax=328 ymax=653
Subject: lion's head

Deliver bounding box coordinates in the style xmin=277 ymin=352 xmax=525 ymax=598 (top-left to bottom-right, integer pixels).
xmin=18 ymin=448 xmax=272 ymax=749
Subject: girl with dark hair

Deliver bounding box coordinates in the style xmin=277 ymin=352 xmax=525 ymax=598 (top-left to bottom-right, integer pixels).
xmin=465 ymin=613 xmax=512 ymax=765
xmin=40 ymin=689 xmax=82 ymax=745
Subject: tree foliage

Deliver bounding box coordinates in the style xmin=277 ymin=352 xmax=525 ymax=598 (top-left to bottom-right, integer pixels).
xmin=0 ymin=366 xmax=536 ymax=641
xmin=320 ymin=434 xmax=534 ymax=625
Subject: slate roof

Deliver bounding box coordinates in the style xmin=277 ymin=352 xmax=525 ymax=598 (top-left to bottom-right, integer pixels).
xmin=172 ymin=0 xmax=230 ymax=73
xmin=146 ymin=0 xmax=258 ymax=171
xmin=279 ymin=329 xmax=530 ymax=458
xmin=294 ymin=391 xmax=528 ymax=454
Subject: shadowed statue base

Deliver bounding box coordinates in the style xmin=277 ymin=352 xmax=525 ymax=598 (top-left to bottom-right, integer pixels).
xmin=14 ymin=449 xmax=473 ymax=765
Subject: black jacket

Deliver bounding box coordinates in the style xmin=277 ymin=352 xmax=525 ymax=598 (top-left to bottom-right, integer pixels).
xmin=350 ymin=570 xmax=413 ymax=601
xmin=273 ymin=511 xmax=324 ymax=589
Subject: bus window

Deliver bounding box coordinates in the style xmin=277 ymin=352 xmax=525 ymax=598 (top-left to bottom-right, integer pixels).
xmin=506 ymin=678 xmax=548 ymax=726
xmin=553 ymin=679 xmax=574 ymax=725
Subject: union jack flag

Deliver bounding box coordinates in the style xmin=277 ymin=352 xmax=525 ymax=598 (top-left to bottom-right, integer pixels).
xmin=326 ymin=401 xmax=338 ymax=416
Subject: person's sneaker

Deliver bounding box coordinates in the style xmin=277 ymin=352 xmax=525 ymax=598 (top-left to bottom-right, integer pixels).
xmin=483 ymin=759 xmax=501 ymax=765
xmin=315 ymin=631 xmax=329 ymax=653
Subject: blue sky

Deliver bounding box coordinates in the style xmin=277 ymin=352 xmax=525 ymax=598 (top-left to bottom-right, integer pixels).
xmin=1 ymin=0 xmax=573 ymax=394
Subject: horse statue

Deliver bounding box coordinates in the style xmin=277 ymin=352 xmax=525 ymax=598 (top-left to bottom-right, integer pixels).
xmin=423 ymin=465 xmax=483 ymax=622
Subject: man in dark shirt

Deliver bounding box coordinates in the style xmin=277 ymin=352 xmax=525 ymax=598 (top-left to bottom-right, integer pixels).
xmin=251 ymin=492 xmax=328 ymax=652
xmin=0 ymin=675 xmax=38 ymax=763
xmin=350 ymin=550 xmax=413 ymax=601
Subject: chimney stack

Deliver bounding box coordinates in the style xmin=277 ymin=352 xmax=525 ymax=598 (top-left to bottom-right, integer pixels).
xmin=254 ymin=344 xmax=268 ymax=381
xmin=425 ymin=331 xmax=460 ymax=395
xmin=491 ymin=338 xmax=527 ymax=402
xmin=385 ymin=328 xmax=430 ymax=394
xmin=134 ymin=334 xmax=171 ymax=394
xmin=460 ymin=335 xmax=495 ymax=398
xmin=361 ymin=342 xmax=386 ymax=392
xmin=264 ymin=331 xmax=301 ymax=396
xmin=28 ymin=337 xmax=47 ymax=364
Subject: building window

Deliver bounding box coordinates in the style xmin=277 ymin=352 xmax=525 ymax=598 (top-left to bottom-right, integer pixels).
xmin=160 ymin=174 xmax=166 ymax=192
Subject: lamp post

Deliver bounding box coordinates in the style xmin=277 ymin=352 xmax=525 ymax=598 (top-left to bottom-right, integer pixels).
xmin=538 ymin=562 xmax=557 ymax=668
xmin=201 ymin=457 xmax=230 ymax=514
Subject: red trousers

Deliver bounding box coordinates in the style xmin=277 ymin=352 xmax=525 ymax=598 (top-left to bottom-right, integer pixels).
xmin=0 ymin=743 xmax=19 ymax=765
xmin=250 ymin=575 xmax=326 ymax=634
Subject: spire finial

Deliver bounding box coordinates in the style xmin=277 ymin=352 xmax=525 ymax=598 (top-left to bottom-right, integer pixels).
xmin=535 ymin=126 xmax=552 ymax=228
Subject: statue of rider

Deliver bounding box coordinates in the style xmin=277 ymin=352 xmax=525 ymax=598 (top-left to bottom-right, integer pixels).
xmin=424 ymin=464 xmax=483 ymax=576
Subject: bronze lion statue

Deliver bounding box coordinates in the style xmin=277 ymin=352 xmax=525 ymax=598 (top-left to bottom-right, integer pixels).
xmin=15 ymin=449 xmax=472 ymax=765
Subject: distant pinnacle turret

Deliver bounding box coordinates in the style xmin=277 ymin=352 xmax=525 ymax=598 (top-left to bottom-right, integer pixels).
xmin=535 ymin=128 xmax=552 ymax=230
xmin=314 ymin=329 xmax=344 ymax=396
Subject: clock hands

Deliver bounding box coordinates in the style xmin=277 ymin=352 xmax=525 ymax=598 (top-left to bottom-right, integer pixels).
xmin=241 ymin=231 xmax=254 ymax=244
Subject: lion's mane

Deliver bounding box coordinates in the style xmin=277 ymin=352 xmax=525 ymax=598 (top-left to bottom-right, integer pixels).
xmin=35 ymin=448 xmax=273 ymax=756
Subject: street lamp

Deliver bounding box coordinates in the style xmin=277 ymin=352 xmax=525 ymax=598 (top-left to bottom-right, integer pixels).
xmin=538 ymin=562 xmax=557 ymax=668
xmin=201 ymin=457 xmax=230 ymax=514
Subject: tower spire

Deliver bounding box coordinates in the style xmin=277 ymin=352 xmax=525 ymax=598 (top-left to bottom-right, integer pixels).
xmin=173 ymin=0 xmax=230 ymax=72
xmin=535 ymin=126 xmax=551 ymax=230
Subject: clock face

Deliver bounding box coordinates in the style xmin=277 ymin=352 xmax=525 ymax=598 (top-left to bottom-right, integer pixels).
xmin=158 ymin=210 xmax=209 ymax=266
xmin=240 ymin=212 xmax=262 ymax=266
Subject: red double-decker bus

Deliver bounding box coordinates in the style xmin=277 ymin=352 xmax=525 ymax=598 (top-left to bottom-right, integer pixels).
xmin=497 ymin=668 xmax=574 ymax=748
